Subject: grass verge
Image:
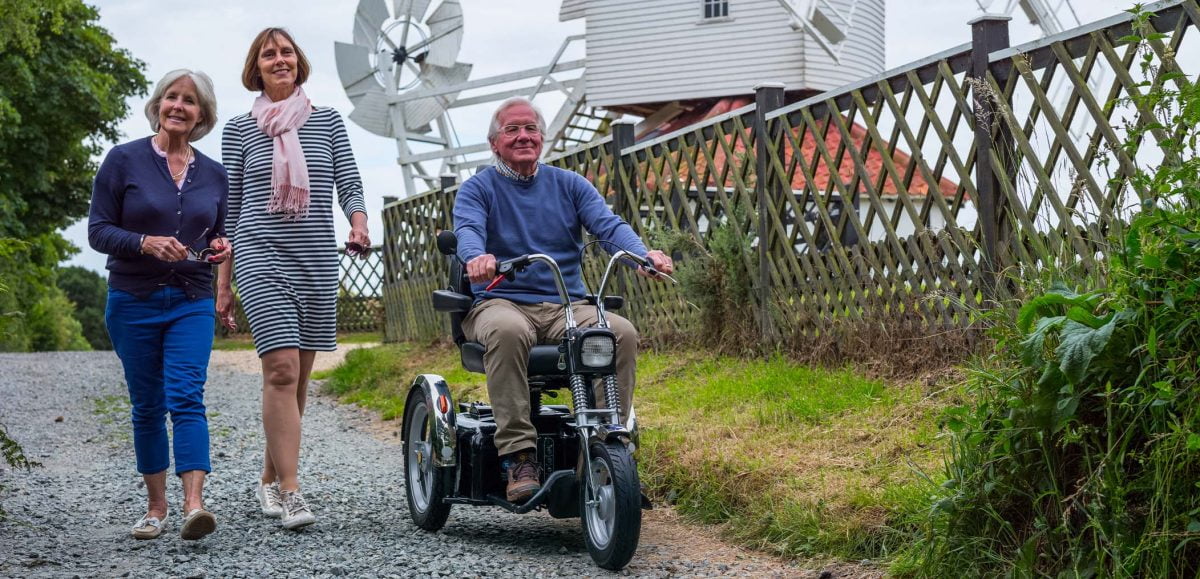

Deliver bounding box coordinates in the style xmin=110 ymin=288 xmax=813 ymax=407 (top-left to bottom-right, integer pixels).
xmin=320 ymin=340 xmax=957 ymax=565
xmin=318 ymin=341 xmax=486 ymax=420
xmin=635 ymin=349 xmax=953 ymax=563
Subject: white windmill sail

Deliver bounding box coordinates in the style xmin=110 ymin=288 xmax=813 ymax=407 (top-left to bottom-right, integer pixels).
xmin=336 ymin=0 xmax=588 ymax=196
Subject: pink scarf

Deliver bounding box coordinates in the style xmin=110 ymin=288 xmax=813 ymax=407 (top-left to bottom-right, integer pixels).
xmin=252 ymin=86 xmax=312 ymax=217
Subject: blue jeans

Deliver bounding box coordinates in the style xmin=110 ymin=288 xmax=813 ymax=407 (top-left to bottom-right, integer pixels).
xmin=105 ymin=287 xmax=214 ymax=475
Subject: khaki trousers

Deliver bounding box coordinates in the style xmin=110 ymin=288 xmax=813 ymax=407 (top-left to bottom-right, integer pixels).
xmin=462 ymin=299 xmax=638 ymax=456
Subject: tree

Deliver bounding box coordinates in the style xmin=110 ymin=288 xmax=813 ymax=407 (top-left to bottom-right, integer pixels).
xmin=0 ymin=236 xmax=90 ymax=352
xmin=57 ymin=265 xmax=110 ymax=350
xmin=0 ymin=0 xmax=147 ymax=239
xmin=0 ymin=0 xmax=147 ymax=352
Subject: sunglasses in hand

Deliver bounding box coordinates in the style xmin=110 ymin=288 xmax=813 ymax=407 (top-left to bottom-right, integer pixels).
xmin=182 ymin=227 xmax=221 ymax=262
xmin=185 ymin=247 xmax=219 ymax=262
xmin=345 ymin=241 xmax=372 ymax=257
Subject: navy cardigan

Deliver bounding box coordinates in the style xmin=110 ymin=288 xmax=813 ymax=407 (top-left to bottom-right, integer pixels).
xmin=88 ymin=136 xmax=228 ymax=299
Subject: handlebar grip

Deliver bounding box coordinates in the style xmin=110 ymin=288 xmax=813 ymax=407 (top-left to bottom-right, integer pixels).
xmin=624 ymin=253 xmax=650 ymax=267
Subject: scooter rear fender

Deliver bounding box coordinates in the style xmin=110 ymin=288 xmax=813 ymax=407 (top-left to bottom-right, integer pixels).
xmin=408 ymin=374 xmax=457 ymax=468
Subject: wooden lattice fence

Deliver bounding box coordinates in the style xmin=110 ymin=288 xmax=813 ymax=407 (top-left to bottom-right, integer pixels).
xmin=219 ymin=248 xmax=385 ymax=337
xmin=381 ymin=0 xmax=1200 ymax=347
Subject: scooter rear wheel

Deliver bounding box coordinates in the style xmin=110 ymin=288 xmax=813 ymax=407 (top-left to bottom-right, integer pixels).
xmin=403 ymin=387 xmax=453 ymax=530
xmin=580 ymin=439 xmax=641 ymax=570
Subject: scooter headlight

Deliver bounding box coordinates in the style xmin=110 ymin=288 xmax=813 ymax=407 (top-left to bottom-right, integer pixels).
xmin=580 ymin=335 xmax=615 ymax=368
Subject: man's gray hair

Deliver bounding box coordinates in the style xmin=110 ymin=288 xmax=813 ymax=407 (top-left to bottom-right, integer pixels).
xmin=487 ymin=97 xmax=546 ymax=141
xmin=144 ymin=69 xmax=218 ymax=142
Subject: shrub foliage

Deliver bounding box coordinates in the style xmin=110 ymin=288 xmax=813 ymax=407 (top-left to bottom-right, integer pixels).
xmin=920 ymin=10 xmax=1200 ymax=576
xmin=57 ymin=266 xmax=111 ymax=350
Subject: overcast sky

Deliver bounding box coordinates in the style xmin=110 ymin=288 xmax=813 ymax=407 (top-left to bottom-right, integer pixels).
xmin=64 ymin=0 xmax=1134 ymax=273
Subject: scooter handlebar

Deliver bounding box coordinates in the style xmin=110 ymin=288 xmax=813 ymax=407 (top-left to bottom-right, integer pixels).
xmin=618 ymin=252 xmax=677 ymax=284
xmin=484 ymin=255 xmax=531 ymax=291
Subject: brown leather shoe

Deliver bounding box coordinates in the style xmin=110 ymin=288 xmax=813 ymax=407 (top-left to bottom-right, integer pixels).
xmin=505 ymin=452 xmax=541 ymax=503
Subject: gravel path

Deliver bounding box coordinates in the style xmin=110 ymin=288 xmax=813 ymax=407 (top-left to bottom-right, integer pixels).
xmin=0 ymin=350 xmax=819 ymax=578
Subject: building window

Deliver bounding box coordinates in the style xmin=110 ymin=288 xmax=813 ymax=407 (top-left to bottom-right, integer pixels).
xmin=703 ymin=0 xmax=729 ymax=19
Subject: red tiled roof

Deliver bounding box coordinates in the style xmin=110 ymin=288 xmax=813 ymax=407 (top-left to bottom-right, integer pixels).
xmin=636 ymin=97 xmax=960 ymax=199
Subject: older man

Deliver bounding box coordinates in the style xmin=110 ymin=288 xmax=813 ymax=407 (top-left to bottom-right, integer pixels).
xmin=453 ymin=97 xmax=673 ymax=502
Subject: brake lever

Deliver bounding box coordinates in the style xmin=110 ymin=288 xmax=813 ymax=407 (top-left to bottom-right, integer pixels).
xmin=642 ymin=266 xmax=678 ymax=285
xmin=485 ymin=274 xmax=506 ymax=292
xmin=484 ymin=259 xmax=523 ymax=291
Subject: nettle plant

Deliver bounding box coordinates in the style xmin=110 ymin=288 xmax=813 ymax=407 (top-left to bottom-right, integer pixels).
xmin=923 ymin=7 xmax=1200 ymax=577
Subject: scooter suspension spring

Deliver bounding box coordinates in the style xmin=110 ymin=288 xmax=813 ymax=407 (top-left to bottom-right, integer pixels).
xmin=603 ymin=375 xmax=621 ymax=420
xmin=569 ymin=374 xmax=590 ymax=414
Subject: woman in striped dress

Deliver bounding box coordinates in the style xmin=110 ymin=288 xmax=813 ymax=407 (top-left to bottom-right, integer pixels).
xmin=216 ymin=27 xmax=370 ymax=530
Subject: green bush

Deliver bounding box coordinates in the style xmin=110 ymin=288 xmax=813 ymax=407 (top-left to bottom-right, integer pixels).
xmin=57 ymin=265 xmax=110 ymax=350
xmin=0 ymin=235 xmax=90 ymax=352
xmin=654 ymin=204 xmax=760 ymax=352
xmin=918 ymin=10 xmax=1200 ymax=576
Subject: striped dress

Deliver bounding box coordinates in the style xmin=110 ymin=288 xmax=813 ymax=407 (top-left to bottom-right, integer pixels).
xmin=221 ymin=107 xmax=367 ymax=356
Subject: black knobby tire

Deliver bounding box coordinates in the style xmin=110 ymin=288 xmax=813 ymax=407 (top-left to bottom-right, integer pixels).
xmin=580 ymin=439 xmax=642 ymax=570
xmin=403 ymin=387 xmax=453 ymax=530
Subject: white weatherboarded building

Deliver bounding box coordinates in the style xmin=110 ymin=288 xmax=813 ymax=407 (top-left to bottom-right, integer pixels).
xmin=560 ymin=0 xmax=886 ymax=110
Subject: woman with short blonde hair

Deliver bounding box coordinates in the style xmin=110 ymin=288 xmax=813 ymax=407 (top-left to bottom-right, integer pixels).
xmin=89 ymin=68 xmax=230 ymax=541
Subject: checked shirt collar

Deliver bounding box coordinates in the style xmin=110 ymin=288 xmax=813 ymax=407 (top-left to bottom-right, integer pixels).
xmin=494 ymin=160 xmax=538 ymax=183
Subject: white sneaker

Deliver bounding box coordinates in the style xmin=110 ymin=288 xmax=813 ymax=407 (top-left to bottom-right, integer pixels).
xmin=256 ymin=481 xmax=284 ymax=518
xmin=279 ymin=489 xmax=316 ymax=530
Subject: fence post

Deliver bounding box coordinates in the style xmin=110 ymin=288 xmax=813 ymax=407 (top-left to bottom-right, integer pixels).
xmin=380 ymin=195 xmax=398 ymax=341
xmin=608 ymin=120 xmax=637 ymax=302
xmin=439 ymin=174 xmax=458 ymax=227
xmin=969 ymin=15 xmax=1012 ymax=302
xmin=754 ymin=82 xmax=785 ymax=340
xmin=610 ymin=119 xmax=636 ymax=220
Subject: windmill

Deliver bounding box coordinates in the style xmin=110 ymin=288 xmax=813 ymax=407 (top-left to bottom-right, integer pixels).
xmin=560 ymin=0 xmax=884 ymax=139
xmin=336 ymin=0 xmax=887 ymax=197
xmin=335 ymin=0 xmax=592 ymax=196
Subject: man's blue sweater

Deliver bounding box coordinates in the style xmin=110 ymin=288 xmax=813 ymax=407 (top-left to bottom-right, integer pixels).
xmin=453 ymin=164 xmax=648 ymax=304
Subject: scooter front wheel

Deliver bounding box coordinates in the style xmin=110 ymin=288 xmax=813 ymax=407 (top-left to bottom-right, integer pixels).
xmin=580 ymin=439 xmax=641 ymax=570
xmin=403 ymin=387 xmax=453 ymax=530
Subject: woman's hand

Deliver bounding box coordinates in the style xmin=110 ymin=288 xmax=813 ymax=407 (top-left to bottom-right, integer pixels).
xmin=206 ymin=237 xmax=232 ymax=264
xmin=347 ymin=226 xmax=371 ymax=259
xmin=215 ymin=288 xmax=238 ymax=331
xmin=141 ymin=235 xmax=188 ymax=262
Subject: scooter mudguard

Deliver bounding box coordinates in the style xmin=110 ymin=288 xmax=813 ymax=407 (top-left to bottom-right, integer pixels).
xmin=596 ymin=423 xmax=632 ymax=444
xmin=409 ymin=374 xmax=457 ymax=467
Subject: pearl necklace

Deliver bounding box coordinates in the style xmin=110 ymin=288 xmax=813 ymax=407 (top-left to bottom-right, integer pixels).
xmin=157 ymin=134 xmax=193 ymax=182
xmin=169 ymin=148 xmax=193 ymax=181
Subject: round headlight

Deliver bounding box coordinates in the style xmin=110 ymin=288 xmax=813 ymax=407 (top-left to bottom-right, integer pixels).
xmin=580 ymin=335 xmax=615 ymax=367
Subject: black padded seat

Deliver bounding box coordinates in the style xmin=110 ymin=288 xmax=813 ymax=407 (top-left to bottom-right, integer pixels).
xmin=460 ymin=342 xmax=564 ymax=376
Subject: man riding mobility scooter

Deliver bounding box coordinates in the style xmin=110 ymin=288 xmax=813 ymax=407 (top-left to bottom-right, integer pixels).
xmin=401 ymin=230 xmax=673 ymax=570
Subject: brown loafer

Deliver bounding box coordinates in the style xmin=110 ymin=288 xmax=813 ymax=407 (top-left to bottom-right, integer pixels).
xmin=505 ymin=452 xmax=541 ymax=503
xmin=180 ymin=508 xmax=216 ymax=540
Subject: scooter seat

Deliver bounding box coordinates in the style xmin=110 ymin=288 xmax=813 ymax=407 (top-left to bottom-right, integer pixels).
xmin=461 ymin=342 xmax=565 ymax=376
